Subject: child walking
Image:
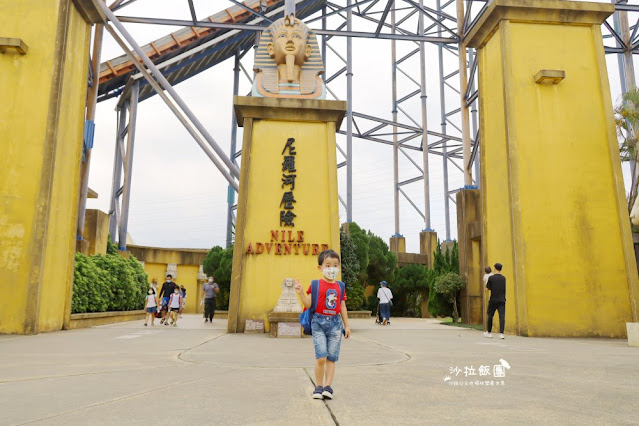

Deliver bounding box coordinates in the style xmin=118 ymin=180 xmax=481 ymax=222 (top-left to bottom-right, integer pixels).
xmin=167 ymin=287 xmax=182 ymax=327
xmin=144 ymin=288 xmax=158 ymax=326
xmin=294 ymin=249 xmax=351 ymax=400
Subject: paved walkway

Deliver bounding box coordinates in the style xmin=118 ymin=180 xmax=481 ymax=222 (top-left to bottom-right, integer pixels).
xmin=0 ymin=315 xmax=637 ymax=425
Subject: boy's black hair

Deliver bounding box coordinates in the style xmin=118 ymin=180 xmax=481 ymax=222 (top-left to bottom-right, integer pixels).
xmin=318 ymin=249 xmax=340 ymax=265
xmin=494 ymin=263 xmax=502 ymax=271
xmin=484 ymin=266 xmax=492 ymax=274
xmin=166 ymin=274 xmax=173 ymax=278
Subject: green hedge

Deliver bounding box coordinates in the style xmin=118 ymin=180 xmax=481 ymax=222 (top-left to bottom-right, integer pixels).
xmin=72 ymin=252 xmax=148 ymax=314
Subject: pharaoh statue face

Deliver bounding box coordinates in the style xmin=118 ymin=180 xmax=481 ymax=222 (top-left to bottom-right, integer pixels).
xmin=267 ymin=16 xmax=312 ymax=66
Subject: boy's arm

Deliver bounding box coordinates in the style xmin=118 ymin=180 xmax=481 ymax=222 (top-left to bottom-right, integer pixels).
xmin=294 ymin=279 xmax=311 ymax=308
xmin=341 ymin=300 xmax=351 ymax=338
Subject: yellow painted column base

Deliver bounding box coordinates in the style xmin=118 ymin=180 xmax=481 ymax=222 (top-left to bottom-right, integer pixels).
xmin=228 ymin=97 xmax=346 ymax=333
xmin=0 ymin=0 xmax=91 ymax=334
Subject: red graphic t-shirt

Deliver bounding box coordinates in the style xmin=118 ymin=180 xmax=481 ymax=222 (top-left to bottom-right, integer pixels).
xmin=307 ymin=279 xmax=347 ymax=316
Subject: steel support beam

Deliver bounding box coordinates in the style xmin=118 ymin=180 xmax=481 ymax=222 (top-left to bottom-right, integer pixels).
xmin=438 ymin=0 xmax=451 ymax=240
xmin=419 ymin=0 xmax=431 ymax=230
xmin=226 ymin=50 xmax=242 ymax=248
xmin=117 ymin=81 xmax=139 ymax=250
xmin=391 ymin=4 xmax=400 ymax=235
xmin=109 ymin=103 xmax=127 ymax=241
xmin=97 ymin=1 xmax=241 ymax=182
xmin=103 ymin=24 xmax=239 ymax=192
xmin=346 ymin=0 xmax=354 ymax=222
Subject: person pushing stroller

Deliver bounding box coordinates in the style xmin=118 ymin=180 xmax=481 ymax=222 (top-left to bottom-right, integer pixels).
xmin=376 ymin=281 xmax=393 ymax=325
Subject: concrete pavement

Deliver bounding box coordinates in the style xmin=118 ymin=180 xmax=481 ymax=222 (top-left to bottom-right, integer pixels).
xmin=0 ymin=315 xmax=637 ymax=425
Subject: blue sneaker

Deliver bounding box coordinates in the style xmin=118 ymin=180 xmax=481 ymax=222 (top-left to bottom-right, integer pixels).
xmin=322 ymin=386 xmax=333 ymax=399
xmin=312 ymin=386 xmax=323 ymax=399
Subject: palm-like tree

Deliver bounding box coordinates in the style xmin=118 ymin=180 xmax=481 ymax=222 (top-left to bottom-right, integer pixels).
xmin=614 ymin=87 xmax=639 ymax=211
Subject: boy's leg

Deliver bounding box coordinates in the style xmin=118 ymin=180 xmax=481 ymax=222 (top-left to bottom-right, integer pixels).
xmin=311 ymin=317 xmax=328 ymax=387
xmin=324 ymin=361 xmax=336 ymax=386
xmin=314 ymin=358 xmax=326 ymax=387
xmin=324 ymin=317 xmax=342 ymax=386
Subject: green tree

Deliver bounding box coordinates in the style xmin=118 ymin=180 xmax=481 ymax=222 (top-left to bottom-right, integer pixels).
xmin=346 ymin=222 xmax=370 ymax=281
xmin=106 ymin=235 xmax=118 ymax=255
xmin=433 ymin=240 xmax=459 ymax=274
xmin=366 ymin=232 xmax=397 ymax=287
xmin=393 ymin=264 xmax=431 ymax=316
xmin=340 ymin=229 xmax=363 ymax=310
xmin=203 ymin=245 xmax=234 ymax=309
xmin=615 ymin=87 xmax=639 ymax=210
xmin=433 ymin=272 xmax=466 ymax=322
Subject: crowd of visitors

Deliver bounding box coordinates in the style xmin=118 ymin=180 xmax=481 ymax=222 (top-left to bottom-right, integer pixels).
xmin=143 ymin=273 xmax=218 ymax=327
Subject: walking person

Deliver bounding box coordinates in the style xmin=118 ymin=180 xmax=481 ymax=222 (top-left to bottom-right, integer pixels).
xmin=202 ymin=277 xmax=219 ymax=323
xmin=159 ymin=274 xmax=177 ymax=325
xmin=144 ymin=288 xmax=158 ymax=326
xmin=377 ymin=281 xmax=393 ymax=325
xmin=167 ymin=287 xmax=182 ymax=327
xmin=484 ymin=263 xmax=506 ymax=339
xmin=294 ymin=249 xmax=351 ymax=400
xmin=179 ymin=285 xmax=187 ymax=317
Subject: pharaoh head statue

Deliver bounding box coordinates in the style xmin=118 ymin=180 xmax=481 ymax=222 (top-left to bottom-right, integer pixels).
xmin=252 ymin=15 xmax=325 ymax=99
xmin=267 ymin=15 xmax=312 ymax=71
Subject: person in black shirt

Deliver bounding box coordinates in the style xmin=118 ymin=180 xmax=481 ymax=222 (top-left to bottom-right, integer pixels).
xmin=484 ymin=263 xmax=506 ymax=339
xmin=159 ymin=274 xmax=177 ymax=325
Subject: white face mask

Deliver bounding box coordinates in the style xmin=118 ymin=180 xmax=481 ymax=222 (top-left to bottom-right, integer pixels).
xmin=322 ymin=267 xmax=339 ymax=280
xmin=208 ymin=279 xmax=213 ymax=283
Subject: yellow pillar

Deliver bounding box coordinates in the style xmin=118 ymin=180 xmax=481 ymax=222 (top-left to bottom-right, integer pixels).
xmin=467 ymin=0 xmax=639 ymax=337
xmin=229 ymin=97 xmax=346 ymax=333
xmin=419 ymin=231 xmax=438 ymax=268
xmin=456 ymin=189 xmax=482 ymax=325
xmin=0 ymin=0 xmax=93 ymax=334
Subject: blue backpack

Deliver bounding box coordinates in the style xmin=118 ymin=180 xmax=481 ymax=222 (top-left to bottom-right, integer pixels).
xmin=299 ymin=280 xmax=345 ymax=335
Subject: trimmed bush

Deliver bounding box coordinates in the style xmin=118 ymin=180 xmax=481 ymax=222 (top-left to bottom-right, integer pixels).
xmin=72 ymin=252 xmax=148 ymax=314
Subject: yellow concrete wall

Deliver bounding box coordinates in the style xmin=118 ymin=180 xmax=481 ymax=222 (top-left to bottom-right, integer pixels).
xmin=479 ymin=18 xmax=638 ymax=337
xmin=83 ymin=209 xmax=110 ymax=256
xmin=176 ymin=264 xmax=200 ymax=313
xmin=39 ymin=6 xmax=91 ymax=332
xmin=0 ymin=0 xmax=90 ymax=334
xmin=479 ymin=26 xmax=518 ymax=335
xmin=231 ymin=118 xmax=341 ymax=332
xmin=145 ymin=263 xmax=168 ymax=287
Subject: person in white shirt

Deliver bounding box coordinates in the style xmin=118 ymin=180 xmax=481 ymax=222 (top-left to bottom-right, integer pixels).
xmin=167 ymin=288 xmax=182 ymax=327
xmin=144 ymin=289 xmax=158 ymax=326
xmin=377 ymin=281 xmax=393 ymax=325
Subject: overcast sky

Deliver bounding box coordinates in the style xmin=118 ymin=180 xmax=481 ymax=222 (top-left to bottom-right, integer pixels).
xmin=87 ymin=0 xmax=632 ymax=253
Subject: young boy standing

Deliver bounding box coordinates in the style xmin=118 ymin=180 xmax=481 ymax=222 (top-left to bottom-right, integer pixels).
xmin=294 ymin=249 xmax=351 ymax=400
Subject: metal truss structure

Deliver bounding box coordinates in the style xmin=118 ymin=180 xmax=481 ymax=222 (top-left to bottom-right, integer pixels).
xmin=81 ymin=0 xmax=639 ymax=250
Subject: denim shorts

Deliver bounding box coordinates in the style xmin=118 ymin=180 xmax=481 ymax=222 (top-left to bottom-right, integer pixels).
xmin=145 ymin=307 xmax=156 ymax=313
xmin=311 ymin=313 xmax=343 ymax=362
